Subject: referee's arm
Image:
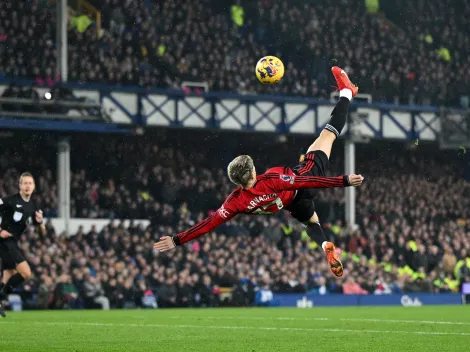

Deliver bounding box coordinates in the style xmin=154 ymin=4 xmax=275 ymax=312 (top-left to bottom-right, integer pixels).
xmin=0 ymin=196 xmax=13 ymax=238
xmin=34 ymin=210 xmax=46 ymax=235
xmin=0 ymin=195 xmax=12 ymax=213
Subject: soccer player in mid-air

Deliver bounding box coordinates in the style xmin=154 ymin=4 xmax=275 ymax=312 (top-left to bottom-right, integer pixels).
xmin=0 ymin=172 xmax=45 ymax=317
xmin=154 ymin=67 xmax=361 ymax=277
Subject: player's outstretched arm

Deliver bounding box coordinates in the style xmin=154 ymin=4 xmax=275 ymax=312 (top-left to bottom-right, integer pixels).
xmin=347 ymin=174 xmax=364 ymax=187
xmin=273 ymin=173 xmax=364 ymax=191
xmin=153 ymin=205 xmax=237 ymax=252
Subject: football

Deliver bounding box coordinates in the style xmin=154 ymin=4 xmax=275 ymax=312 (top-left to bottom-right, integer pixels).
xmin=255 ymin=56 xmax=285 ymax=84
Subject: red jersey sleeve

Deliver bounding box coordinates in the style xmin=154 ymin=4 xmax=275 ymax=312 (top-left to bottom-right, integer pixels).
xmin=270 ymin=173 xmax=350 ymax=192
xmin=174 ymin=199 xmax=238 ymax=246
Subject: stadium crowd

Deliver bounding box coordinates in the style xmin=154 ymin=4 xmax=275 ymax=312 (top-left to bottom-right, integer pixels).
xmin=1 ymin=132 xmax=469 ymax=309
xmin=1 ymin=0 xmax=469 ymax=107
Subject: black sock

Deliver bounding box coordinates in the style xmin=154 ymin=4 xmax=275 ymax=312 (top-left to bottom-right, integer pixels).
xmin=3 ymin=274 xmax=25 ymax=295
xmin=306 ymin=222 xmax=328 ymax=248
xmin=324 ymin=97 xmax=350 ymax=137
xmin=0 ymin=283 xmax=5 ymax=298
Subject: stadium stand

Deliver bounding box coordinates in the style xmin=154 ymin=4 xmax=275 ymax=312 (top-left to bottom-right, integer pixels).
xmin=1 ymin=5 xmax=470 ymax=352
xmin=380 ymin=0 xmax=470 ymax=107
xmin=1 ymin=0 xmax=469 ymax=106
xmin=1 ymin=131 xmax=469 ymax=309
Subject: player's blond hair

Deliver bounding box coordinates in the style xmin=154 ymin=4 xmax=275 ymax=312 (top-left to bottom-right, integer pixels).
xmin=19 ymin=172 xmax=34 ymax=185
xmin=227 ymin=155 xmax=254 ymax=187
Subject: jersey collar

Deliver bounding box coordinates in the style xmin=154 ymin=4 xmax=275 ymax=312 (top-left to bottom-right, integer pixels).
xmin=19 ymin=193 xmax=31 ymax=202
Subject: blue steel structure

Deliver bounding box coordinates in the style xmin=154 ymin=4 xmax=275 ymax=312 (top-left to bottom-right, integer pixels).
xmin=0 ymin=82 xmax=441 ymax=141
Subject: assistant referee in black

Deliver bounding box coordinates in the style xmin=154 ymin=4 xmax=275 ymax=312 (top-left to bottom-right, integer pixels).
xmin=0 ymin=172 xmax=45 ymax=317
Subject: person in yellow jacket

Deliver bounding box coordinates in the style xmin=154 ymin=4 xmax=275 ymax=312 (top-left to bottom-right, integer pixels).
xmin=278 ymin=221 xmax=295 ymax=249
xmin=454 ymin=253 xmax=470 ymax=281
xmin=437 ymin=47 xmax=451 ymax=62
xmin=71 ymin=15 xmax=92 ymax=33
xmin=443 ymin=274 xmax=459 ymax=292
xmin=231 ymin=1 xmax=244 ymax=27
xmin=365 ymin=0 xmax=379 ymax=13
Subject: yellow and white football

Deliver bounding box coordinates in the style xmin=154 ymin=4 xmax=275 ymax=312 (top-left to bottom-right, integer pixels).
xmin=255 ymin=56 xmax=285 ymax=84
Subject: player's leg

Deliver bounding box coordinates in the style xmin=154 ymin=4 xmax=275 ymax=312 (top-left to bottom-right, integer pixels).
xmin=0 ymin=240 xmax=32 ymax=317
xmin=286 ymin=196 xmax=344 ymax=277
xmin=12 ymin=260 xmax=32 ymax=281
xmin=305 ymin=67 xmax=358 ymax=159
xmin=0 ymin=262 xmax=31 ymax=298
xmin=0 ymin=243 xmax=17 ymax=294
xmin=303 ymin=212 xmax=325 ymax=245
xmin=304 ymin=212 xmax=344 ymax=277
xmin=0 ymin=268 xmax=17 ymax=318
xmin=1 ymin=269 xmax=16 ymax=286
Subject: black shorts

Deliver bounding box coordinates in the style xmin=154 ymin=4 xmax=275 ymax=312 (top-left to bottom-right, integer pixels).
xmin=0 ymin=239 xmax=25 ymax=270
xmin=285 ymin=150 xmax=329 ymax=223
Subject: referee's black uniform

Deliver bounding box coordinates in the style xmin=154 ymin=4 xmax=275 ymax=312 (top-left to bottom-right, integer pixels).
xmin=0 ymin=193 xmax=41 ymax=270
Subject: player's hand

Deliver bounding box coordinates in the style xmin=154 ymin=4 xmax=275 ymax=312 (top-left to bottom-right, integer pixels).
xmin=153 ymin=236 xmax=176 ymax=252
xmin=0 ymin=229 xmax=12 ymax=238
xmin=348 ymin=174 xmax=364 ymax=187
xmin=35 ymin=210 xmax=44 ymax=224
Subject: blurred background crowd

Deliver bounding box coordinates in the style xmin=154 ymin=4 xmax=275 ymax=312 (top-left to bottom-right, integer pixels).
xmin=1 ymin=0 xmax=470 ymax=107
xmin=0 ymin=0 xmax=469 ymax=310
xmin=1 ymin=130 xmax=469 ymax=309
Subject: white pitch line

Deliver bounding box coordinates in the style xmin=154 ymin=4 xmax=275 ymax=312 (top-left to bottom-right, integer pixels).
xmin=168 ymin=316 xmax=328 ymax=321
xmin=339 ymin=318 xmax=470 ymax=326
xmin=167 ymin=315 xmax=470 ymax=326
xmin=2 ymin=321 xmax=469 ymax=337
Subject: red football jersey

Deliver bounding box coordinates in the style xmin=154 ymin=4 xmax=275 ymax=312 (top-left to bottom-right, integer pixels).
xmin=173 ymin=168 xmax=349 ymax=245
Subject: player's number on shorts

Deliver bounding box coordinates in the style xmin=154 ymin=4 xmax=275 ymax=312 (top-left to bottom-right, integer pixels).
xmin=252 ymin=198 xmax=283 ymax=215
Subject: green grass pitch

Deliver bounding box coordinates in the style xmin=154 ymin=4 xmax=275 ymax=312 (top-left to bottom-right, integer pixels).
xmin=1 ymin=306 xmax=469 ymax=352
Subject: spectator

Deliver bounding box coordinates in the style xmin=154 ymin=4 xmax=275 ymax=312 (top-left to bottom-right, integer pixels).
xmin=36 ymin=275 xmax=53 ymax=310
xmin=343 ymin=277 xmax=368 ymax=295
xmin=121 ymin=278 xmax=137 ymax=309
xmin=255 ymin=283 xmax=274 ymax=307
xmin=176 ymin=275 xmax=193 ymax=308
xmin=313 ymin=277 xmax=328 ymax=295
xmin=50 ymin=274 xmax=79 ymax=310
xmin=157 ymin=277 xmax=177 ymax=308
xmin=427 ymin=246 xmax=441 ymax=273
xmin=442 ymin=246 xmax=457 ymax=275
xmin=199 ymin=275 xmax=218 ymax=308
xmin=104 ymin=278 xmax=125 ymax=309
xmin=142 ymin=290 xmax=158 ymax=309
xmin=275 ymin=274 xmax=294 ymax=293
xmin=83 ymin=276 xmax=110 ymax=310
xmin=412 ymin=245 xmax=429 ymax=272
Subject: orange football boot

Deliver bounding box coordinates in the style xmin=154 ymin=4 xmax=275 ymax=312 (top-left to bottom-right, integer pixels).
xmin=324 ymin=242 xmax=344 ymax=277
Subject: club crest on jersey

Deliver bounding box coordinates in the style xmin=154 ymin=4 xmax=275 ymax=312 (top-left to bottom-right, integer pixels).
xmin=218 ymin=206 xmax=230 ymax=219
xmin=280 ymin=174 xmax=294 ymax=184
xmin=13 ymin=211 xmax=23 ymax=222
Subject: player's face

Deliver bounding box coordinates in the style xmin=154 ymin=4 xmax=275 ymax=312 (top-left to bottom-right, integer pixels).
xmin=252 ymin=167 xmax=257 ymax=179
xmin=20 ymin=176 xmax=35 ymax=196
